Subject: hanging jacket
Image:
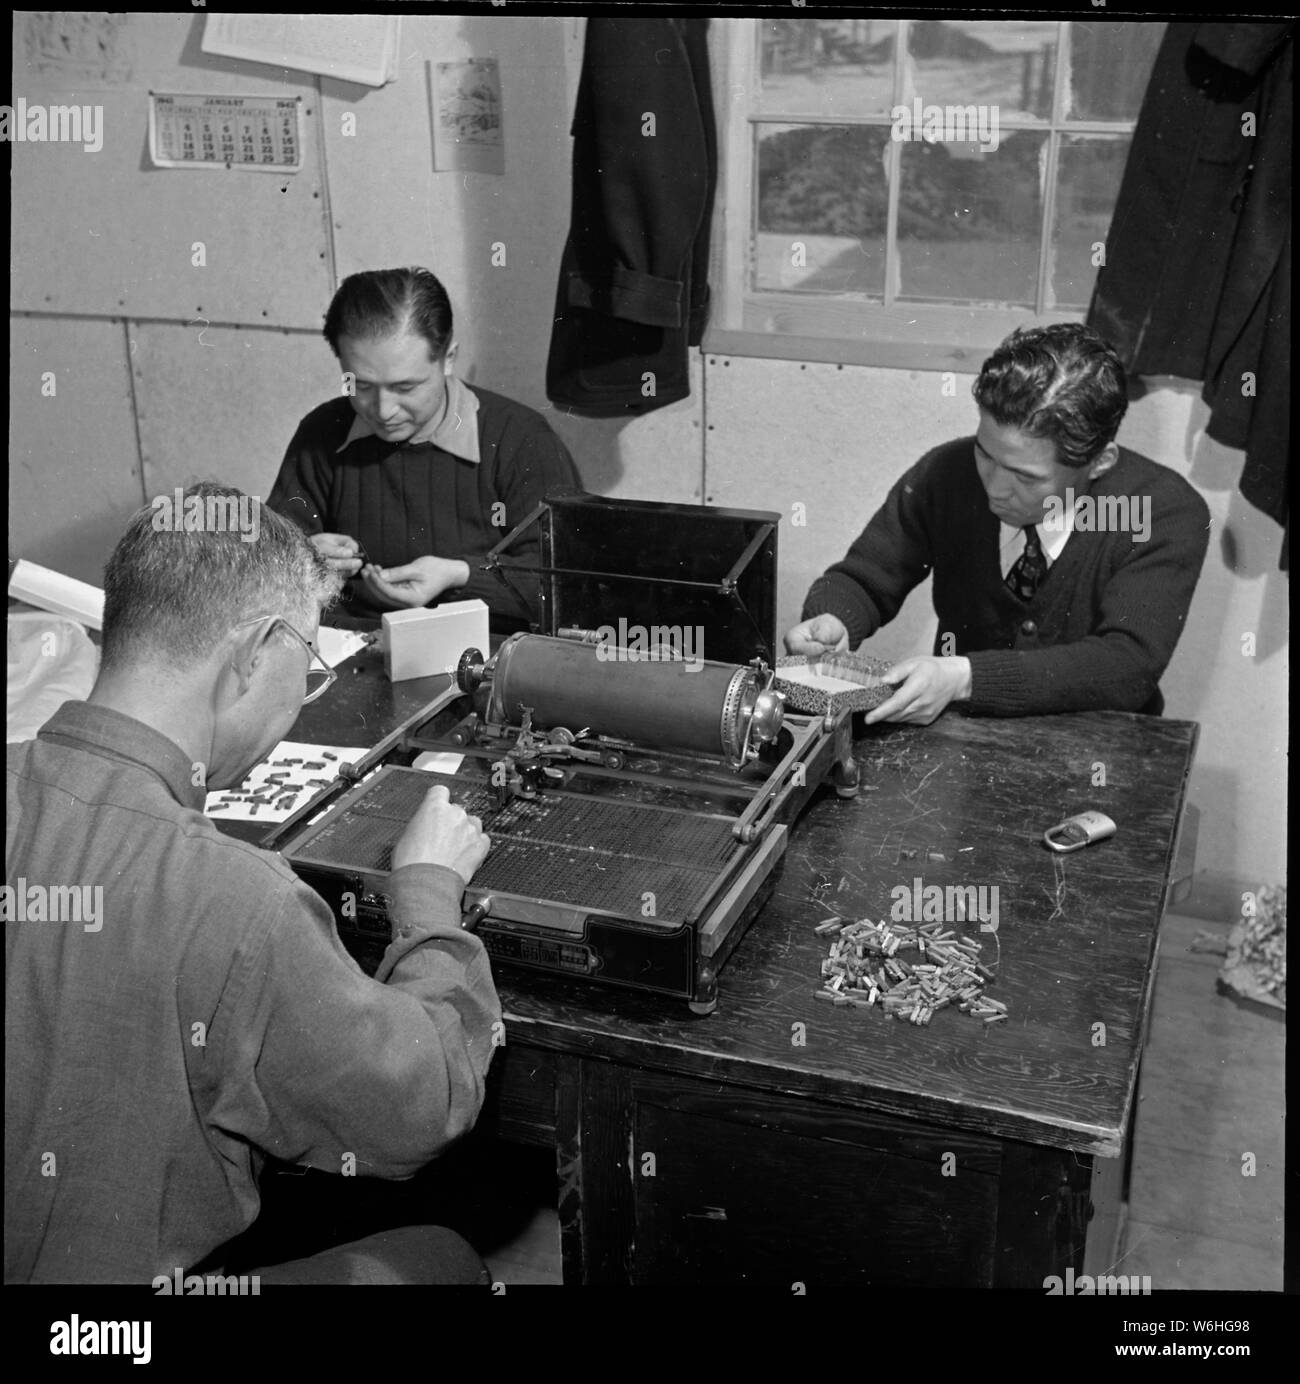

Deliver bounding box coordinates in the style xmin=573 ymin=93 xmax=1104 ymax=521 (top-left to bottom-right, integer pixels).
xmin=546 ymin=17 xmax=717 ymax=417
xmin=1088 ymin=22 xmax=1291 ymax=566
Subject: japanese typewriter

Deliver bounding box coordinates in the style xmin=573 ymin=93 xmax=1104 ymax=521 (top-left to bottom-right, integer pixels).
xmin=276 ymin=497 xmax=865 ymax=1012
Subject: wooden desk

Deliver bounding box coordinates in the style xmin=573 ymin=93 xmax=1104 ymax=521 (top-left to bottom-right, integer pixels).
xmin=274 ymin=651 xmax=1197 ymax=1286
xmin=478 ymin=710 xmax=1197 ymax=1286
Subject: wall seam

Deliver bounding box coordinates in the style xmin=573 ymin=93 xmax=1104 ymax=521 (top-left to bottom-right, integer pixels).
xmin=700 ymin=348 xmax=709 ymax=503
xmin=13 ymin=311 xmax=321 ymax=335
xmin=121 ymin=317 xmax=149 ymax=508
xmin=314 ymin=74 xmax=340 ymax=293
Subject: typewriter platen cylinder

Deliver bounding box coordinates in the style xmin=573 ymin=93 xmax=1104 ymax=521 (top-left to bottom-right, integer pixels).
xmin=458 ymin=632 xmax=784 ymax=765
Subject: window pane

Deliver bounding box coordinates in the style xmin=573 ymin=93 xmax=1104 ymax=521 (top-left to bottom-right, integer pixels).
xmin=758 ymin=18 xmax=896 ymax=118
xmin=906 ymin=20 xmax=1058 ymax=122
xmin=1068 ymin=22 xmax=1165 ymax=121
xmin=897 ymin=131 xmax=1047 ymax=306
xmin=1050 ymin=135 xmax=1131 ymax=308
xmin=754 ymin=124 xmax=888 ymax=295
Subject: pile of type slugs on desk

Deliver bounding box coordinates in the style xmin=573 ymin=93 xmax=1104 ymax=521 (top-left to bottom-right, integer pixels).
xmin=813 ymin=917 xmax=1008 ymax=1027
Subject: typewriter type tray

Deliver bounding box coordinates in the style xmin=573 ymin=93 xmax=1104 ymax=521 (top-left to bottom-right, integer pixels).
xmin=284 ymin=762 xmax=772 ymax=940
xmin=278 ymin=712 xmax=850 ymax=1012
xmin=773 ymin=650 xmax=894 ymax=717
xmin=276 ymin=631 xmax=862 ymax=1011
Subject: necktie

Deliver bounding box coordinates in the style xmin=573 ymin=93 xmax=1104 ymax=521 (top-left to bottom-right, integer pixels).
xmin=1005 ymin=524 xmax=1047 ymax=602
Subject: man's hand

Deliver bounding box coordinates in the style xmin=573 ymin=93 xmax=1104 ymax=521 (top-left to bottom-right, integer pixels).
xmin=359 ymin=556 xmax=471 ymax=610
xmin=865 ymin=656 xmax=972 ymax=726
xmin=784 ymin=614 xmax=850 ymax=655
xmin=310 ymin=532 xmax=364 ymax=577
xmin=392 ymin=784 xmax=490 ymax=887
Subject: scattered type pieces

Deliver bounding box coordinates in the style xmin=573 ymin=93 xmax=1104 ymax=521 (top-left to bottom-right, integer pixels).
xmin=203 ymin=742 xmax=367 ymax=823
xmin=813 ymin=917 xmax=1004 ymax=1027
xmin=1217 ymin=884 xmax=1285 ymax=1013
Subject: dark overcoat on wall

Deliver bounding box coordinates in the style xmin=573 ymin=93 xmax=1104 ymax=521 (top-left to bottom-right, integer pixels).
xmin=546 ymin=18 xmax=717 ymax=417
xmin=1088 ymin=22 xmax=1291 ymax=565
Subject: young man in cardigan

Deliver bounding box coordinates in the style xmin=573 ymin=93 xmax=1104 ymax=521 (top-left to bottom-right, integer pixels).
xmin=269 ymin=267 xmax=581 ymax=632
xmin=785 ymin=324 xmax=1211 ymax=721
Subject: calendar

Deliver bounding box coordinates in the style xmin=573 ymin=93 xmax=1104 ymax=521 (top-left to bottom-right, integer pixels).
xmin=148 ymin=93 xmax=303 ymax=172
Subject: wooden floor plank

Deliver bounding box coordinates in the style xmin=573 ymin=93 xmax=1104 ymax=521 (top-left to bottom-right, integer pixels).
xmin=1134 ymin=1077 xmax=1283 ymax=1162
xmin=1157 ymin=914 xmax=1233 ymax=967
xmin=1144 ymin=979 xmax=1285 ymax=1077
xmin=1128 ymin=1139 xmax=1284 ymax=1246
xmin=1119 ymin=1218 xmax=1283 ymax=1292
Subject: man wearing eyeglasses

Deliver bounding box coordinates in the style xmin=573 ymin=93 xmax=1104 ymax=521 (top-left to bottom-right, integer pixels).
xmin=5 ymin=484 xmax=499 ymax=1285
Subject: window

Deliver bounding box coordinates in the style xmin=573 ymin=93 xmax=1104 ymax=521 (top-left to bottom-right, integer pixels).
xmin=707 ymin=18 xmax=1166 ymax=369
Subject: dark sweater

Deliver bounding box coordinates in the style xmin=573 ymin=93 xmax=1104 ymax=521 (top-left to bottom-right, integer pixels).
xmin=802 ymin=438 xmax=1211 ymax=716
xmin=268 ymin=385 xmax=580 ymax=627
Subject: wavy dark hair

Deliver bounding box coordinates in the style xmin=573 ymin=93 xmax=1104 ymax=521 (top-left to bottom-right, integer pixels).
xmin=972 ymin=323 xmax=1128 ymax=468
xmin=322 ymin=267 xmax=454 ymax=360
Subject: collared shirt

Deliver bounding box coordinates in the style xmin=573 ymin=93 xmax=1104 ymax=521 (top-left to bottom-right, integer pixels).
xmin=996 ymin=504 xmax=1075 ymax=580
xmin=269 ymin=381 xmax=582 ymax=627
xmin=335 ymin=374 xmax=481 ymax=463
xmin=804 ymin=437 xmax=1211 ymax=716
xmin=5 ymin=700 xmax=500 ymax=1283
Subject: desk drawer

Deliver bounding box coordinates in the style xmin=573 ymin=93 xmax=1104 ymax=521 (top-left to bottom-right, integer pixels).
xmin=480 ymin=1044 xmax=557 ymax=1147
xmin=634 ymin=1101 xmax=999 ymax=1286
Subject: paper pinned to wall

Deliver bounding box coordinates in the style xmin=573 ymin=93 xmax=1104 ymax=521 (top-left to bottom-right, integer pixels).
xmin=430 ymin=59 xmax=504 ymax=174
xmin=202 ymin=13 xmax=400 ymax=88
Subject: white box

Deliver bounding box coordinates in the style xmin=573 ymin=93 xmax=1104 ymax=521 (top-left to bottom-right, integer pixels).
xmin=382 ymin=600 xmax=489 ymax=682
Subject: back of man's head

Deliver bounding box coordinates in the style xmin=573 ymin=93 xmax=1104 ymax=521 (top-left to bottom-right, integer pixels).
xmin=973 ymin=323 xmax=1128 ymax=468
xmin=100 ymin=483 xmax=340 ymax=676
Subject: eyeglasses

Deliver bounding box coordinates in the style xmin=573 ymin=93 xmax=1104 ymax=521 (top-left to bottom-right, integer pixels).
xmin=233 ymin=615 xmax=338 ymax=704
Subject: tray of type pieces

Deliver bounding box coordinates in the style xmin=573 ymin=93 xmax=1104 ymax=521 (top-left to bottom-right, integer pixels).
xmin=279 ymin=762 xmax=786 ymax=1007
xmin=282 ymin=763 xmax=747 ymax=932
xmin=773 ymin=649 xmax=894 ymax=716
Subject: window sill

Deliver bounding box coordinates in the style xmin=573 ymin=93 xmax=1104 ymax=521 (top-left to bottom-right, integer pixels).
xmin=704 ymin=301 xmax=1086 ymax=374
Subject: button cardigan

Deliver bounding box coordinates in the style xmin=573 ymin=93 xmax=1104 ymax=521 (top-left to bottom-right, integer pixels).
xmin=802 ymin=437 xmax=1211 ymax=716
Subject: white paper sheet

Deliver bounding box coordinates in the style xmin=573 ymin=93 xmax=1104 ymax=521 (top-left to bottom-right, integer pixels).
xmin=8 ymin=559 xmax=105 ymax=630
xmin=204 ymin=741 xmax=368 ymax=823
xmin=316 ymin=626 xmax=370 ymax=669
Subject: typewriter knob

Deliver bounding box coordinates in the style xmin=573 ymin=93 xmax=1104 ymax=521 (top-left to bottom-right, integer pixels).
xmin=457 ymin=647 xmax=487 ymax=694
xmin=749 ymin=689 xmax=784 ymax=746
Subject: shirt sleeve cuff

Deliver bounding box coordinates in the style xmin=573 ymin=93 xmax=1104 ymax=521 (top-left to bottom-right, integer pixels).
xmin=386 ymin=863 xmax=465 ymax=932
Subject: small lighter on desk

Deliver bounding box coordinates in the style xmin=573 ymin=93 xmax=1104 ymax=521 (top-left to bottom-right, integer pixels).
xmin=1043 ymin=810 xmax=1117 ymax=853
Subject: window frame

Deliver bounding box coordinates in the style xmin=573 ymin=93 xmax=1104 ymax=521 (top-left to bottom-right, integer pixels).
xmin=704 ymin=17 xmax=1152 ymax=372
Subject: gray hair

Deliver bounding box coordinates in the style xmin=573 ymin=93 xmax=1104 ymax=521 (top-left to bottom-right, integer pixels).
xmin=100 ymin=482 xmax=342 ymax=673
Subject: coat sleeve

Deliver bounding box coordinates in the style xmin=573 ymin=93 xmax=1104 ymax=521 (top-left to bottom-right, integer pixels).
xmin=206 ymin=862 xmax=501 ymax=1178
xmin=459 ymin=417 xmax=582 ymax=625
xmin=266 ymin=407 xmax=341 ymax=538
xmin=801 ymin=456 xmax=938 ymax=645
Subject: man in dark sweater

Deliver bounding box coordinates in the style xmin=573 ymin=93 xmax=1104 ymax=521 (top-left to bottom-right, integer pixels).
xmin=786 ymin=324 xmax=1211 ymax=719
xmin=269 ymin=267 xmax=581 ymax=630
